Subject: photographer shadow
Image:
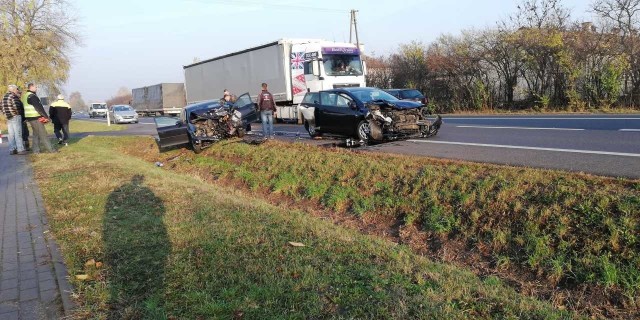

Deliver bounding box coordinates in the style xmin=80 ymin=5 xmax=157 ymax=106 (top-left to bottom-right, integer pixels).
xmin=102 ymin=175 xmax=170 ymax=319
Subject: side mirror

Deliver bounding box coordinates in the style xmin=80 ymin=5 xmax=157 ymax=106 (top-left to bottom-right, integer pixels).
xmin=362 ymin=60 xmax=367 ymax=75
xmin=312 ymin=60 xmax=321 ymax=77
xmin=348 ymin=101 xmax=357 ymax=109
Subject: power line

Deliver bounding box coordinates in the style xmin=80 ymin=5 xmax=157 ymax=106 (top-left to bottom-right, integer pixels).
xmin=188 ymin=0 xmax=350 ymax=14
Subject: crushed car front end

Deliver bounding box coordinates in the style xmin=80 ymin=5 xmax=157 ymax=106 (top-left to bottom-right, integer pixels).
xmin=365 ymin=101 xmax=442 ymax=141
xmin=188 ymin=105 xmax=245 ymax=150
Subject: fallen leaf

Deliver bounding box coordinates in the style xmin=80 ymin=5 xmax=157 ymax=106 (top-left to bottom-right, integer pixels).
xmin=95 ymin=262 xmax=103 ymax=268
xmin=75 ymin=274 xmax=90 ymax=280
xmin=85 ymin=259 xmax=96 ymax=266
xmin=288 ymin=242 xmax=305 ymax=247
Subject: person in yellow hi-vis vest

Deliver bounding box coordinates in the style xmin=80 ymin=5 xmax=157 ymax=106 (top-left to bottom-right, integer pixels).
xmin=49 ymin=94 xmax=72 ymax=145
xmin=22 ymin=83 xmax=55 ymax=153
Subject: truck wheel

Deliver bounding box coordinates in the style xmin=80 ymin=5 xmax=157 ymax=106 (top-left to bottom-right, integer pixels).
xmin=356 ymin=121 xmax=370 ymax=142
xmin=305 ymin=121 xmax=320 ymax=137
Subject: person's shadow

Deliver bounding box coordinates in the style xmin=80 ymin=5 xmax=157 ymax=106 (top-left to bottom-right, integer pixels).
xmin=102 ymin=175 xmax=169 ymax=319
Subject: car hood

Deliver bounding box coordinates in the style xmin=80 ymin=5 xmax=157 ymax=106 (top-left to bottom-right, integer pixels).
xmin=114 ymin=111 xmax=137 ymax=117
xmin=368 ymin=100 xmax=423 ymax=110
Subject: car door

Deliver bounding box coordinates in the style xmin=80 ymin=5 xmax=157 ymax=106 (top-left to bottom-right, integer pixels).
xmin=155 ymin=112 xmax=190 ymax=149
xmin=315 ymin=91 xmax=358 ymax=135
xmin=232 ymin=92 xmax=258 ymax=123
xmin=332 ymin=93 xmax=360 ymax=136
xmin=315 ymin=91 xmax=338 ymax=132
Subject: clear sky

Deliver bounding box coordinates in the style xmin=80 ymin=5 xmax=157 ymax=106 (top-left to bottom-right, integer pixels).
xmin=65 ymin=0 xmax=594 ymax=102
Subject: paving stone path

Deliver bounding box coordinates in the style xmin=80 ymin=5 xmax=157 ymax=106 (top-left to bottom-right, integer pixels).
xmin=0 ymin=142 xmax=73 ymax=319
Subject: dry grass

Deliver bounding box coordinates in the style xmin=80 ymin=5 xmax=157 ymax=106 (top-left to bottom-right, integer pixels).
xmin=30 ymin=136 xmax=572 ymax=319
xmin=115 ymin=137 xmax=640 ymax=318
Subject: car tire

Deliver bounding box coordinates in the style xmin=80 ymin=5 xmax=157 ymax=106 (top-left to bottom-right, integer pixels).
xmin=237 ymin=127 xmax=246 ymax=138
xmin=356 ymin=120 xmax=370 ymax=142
xmin=190 ymin=136 xmax=202 ymax=154
xmin=304 ymin=121 xmax=320 ymax=137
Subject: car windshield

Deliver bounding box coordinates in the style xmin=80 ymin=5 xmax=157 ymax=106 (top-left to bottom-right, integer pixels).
xmin=92 ymin=105 xmax=106 ymax=109
xmin=351 ymin=89 xmax=399 ymax=103
xmin=402 ymin=90 xmax=424 ymax=99
xmin=113 ymin=106 xmax=133 ymax=112
xmin=323 ymin=54 xmax=364 ymax=76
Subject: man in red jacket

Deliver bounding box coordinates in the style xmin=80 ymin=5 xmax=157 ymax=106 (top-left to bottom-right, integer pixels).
xmin=257 ymin=83 xmax=276 ymax=139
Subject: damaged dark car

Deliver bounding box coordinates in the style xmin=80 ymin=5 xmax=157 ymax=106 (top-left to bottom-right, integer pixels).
xmin=299 ymin=87 xmax=442 ymax=145
xmin=155 ymin=93 xmax=258 ymax=153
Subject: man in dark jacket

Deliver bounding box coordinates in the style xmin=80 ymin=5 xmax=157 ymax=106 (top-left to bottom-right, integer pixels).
xmin=49 ymin=94 xmax=72 ymax=145
xmin=17 ymin=88 xmax=30 ymax=150
xmin=1 ymin=85 xmax=27 ymax=154
xmin=257 ymin=83 xmax=276 ymax=139
xmin=21 ymin=83 xmax=54 ymax=153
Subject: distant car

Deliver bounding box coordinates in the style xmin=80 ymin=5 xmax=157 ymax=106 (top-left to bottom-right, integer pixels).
xmin=384 ymin=89 xmax=428 ymax=105
xmin=155 ymin=92 xmax=258 ymax=153
xmin=298 ymin=87 xmax=441 ymax=145
xmin=109 ymin=105 xmax=139 ymax=124
xmin=89 ymin=103 xmax=108 ymax=118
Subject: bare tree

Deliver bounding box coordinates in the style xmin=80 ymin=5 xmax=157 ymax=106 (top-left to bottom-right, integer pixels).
xmin=0 ymin=0 xmax=81 ymax=92
xmin=106 ymin=87 xmax=132 ymax=106
xmin=68 ymin=91 xmax=86 ymax=112
xmin=511 ymin=0 xmax=571 ymax=29
xmin=593 ymin=0 xmax=640 ymax=103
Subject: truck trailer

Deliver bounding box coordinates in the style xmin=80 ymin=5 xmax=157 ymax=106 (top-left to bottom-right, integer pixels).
xmin=183 ymin=39 xmax=367 ymax=122
xmin=131 ymin=83 xmax=186 ymax=117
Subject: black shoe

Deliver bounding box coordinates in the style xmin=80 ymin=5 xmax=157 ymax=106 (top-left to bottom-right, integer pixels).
xmin=57 ymin=139 xmax=63 ymax=145
xmin=9 ymin=149 xmax=17 ymax=155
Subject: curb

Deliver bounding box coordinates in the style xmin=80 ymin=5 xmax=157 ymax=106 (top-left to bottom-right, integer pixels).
xmin=31 ymin=168 xmax=76 ymax=316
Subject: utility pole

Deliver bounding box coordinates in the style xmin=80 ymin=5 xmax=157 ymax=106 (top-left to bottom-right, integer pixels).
xmin=349 ymin=9 xmax=360 ymax=50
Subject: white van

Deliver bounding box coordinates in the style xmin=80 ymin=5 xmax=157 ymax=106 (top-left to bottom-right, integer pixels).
xmin=89 ymin=103 xmax=107 ymax=118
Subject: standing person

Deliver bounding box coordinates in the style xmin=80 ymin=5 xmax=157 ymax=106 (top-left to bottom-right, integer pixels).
xmin=49 ymin=94 xmax=72 ymax=145
xmin=16 ymin=88 xmax=30 ymax=150
xmin=21 ymin=83 xmax=55 ymax=153
xmin=1 ymin=85 xmax=27 ymax=155
xmin=257 ymin=82 xmax=276 ymax=139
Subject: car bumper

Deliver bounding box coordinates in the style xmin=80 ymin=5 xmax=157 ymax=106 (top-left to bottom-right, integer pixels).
xmin=115 ymin=118 xmax=138 ymax=123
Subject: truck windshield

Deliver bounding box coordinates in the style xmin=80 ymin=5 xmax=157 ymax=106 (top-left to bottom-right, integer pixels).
xmin=323 ymin=54 xmax=363 ymax=76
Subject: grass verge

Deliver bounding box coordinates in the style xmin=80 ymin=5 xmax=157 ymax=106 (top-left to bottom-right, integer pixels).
xmin=118 ymin=137 xmax=640 ymax=318
xmin=0 ymin=116 xmax=124 ymax=136
xmin=47 ymin=119 xmax=126 ymax=133
xmin=31 ymin=136 xmax=572 ymax=319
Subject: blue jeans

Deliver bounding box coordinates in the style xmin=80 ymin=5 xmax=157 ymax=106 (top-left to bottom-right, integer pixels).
xmin=7 ymin=115 xmax=25 ymax=152
xmin=260 ymin=110 xmax=274 ymax=137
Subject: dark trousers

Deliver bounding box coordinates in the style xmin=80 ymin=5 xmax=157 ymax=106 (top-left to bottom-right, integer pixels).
xmin=53 ymin=122 xmax=69 ymax=141
xmin=22 ymin=121 xmax=30 ymax=148
xmin=27 ymin=120 xmax=54 ymax=153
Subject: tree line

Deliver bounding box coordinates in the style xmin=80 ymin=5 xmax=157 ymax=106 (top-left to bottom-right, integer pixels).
xmin=366 ymin=0 xmax=640 ymax=113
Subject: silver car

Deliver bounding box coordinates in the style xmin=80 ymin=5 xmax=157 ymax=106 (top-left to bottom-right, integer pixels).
xmin=109 ymin=105 xmax=139 ymax=124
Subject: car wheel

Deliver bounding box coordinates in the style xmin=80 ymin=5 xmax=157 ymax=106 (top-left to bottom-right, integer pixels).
xmin=356 ymin=121 xmax=370 ymax=142
xmin=190 ymin=136 xmax=202 ymax=154
xmin=304 ymin=121 xmax=320 ymax=137
xmin=237 ymin=127 xmax=246 ymax=138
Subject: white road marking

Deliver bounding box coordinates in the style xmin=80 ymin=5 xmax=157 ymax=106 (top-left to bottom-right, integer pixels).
xmin=406 ymin=140 xmax=640 ymax=158
xmin=620 ymin=129 xmax=640 ymax=132
xmin=445 ymin=117 xmax=640 ymax=120
xmin=456 ymin=125 xmax=584 ymax=131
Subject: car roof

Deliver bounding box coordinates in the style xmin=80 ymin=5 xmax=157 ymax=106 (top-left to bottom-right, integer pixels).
xmin=185 ymin=100 xmax=223 ymax=112
xmin=320 ymin=87 xmax=381 ymax=94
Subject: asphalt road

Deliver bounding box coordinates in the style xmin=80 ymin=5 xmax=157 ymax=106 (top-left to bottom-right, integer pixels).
xmin=71 ymin=114 xmax=640 ymax=179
